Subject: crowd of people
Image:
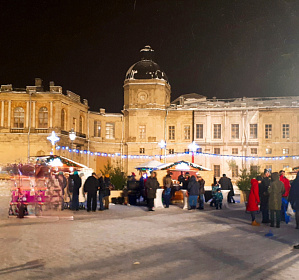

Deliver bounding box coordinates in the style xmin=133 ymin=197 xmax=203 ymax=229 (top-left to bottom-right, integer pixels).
xmin=245 ymin=168 xmax=299 ymax=249
xmin=246 ymin=169 xmax=293 ymax=228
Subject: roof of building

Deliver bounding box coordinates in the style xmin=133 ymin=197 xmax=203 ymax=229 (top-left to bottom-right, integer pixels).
xmin=171 ymin=94 xmax=299 ymax=110
xmin=125 ymin=46 xmax=169 ymax=83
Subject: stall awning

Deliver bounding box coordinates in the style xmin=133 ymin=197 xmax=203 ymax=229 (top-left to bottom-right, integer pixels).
xmin=156 ymin=160 xmax=211 ymax=171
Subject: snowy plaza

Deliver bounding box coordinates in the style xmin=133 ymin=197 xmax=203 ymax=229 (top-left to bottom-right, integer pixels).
xmin=1 ymin=183 xmax=299 ymax=280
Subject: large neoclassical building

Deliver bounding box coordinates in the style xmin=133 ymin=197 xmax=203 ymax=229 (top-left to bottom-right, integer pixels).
xmin=1 ymin=46 xmax=299 ymax=180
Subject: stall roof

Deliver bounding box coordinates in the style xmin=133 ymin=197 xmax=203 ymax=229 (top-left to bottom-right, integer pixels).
xmin=135 ymin=160 xmax=162 ymax=170
xmin=34 ymin=155 xmax=89 ymax=169
xmin=156 ymin=160 xmax=211 ymax=171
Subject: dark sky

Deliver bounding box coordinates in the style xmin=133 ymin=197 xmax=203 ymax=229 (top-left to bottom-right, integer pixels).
xmin=1 ymin=0 xmax=299 ymax=112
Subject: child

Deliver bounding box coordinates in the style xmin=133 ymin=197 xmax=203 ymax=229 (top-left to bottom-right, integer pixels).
xmin=215 ymin=188 xmax=223 ymax=209
xmin=210 ymin=184 xmax=219 ymax=207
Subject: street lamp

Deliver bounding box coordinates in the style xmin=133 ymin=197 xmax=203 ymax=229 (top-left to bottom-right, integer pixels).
xmin=188 ymin=141 xmax=199 ymax=163
xmin=47 ymin=131 xmax=60 ymax=155
xmin=158 ymin=140 xmax=166 ymax=162
xmin=69 ymin=128 xmax=76 ymax=161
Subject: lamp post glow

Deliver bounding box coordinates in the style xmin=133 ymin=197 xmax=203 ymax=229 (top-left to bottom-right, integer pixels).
xmin=158 ymin=140 xmax=166 ymax=162
xmin=47 ymin=131 xmax=60 ymax=155
xmin=188 ymin=141 xmax=199 ymax=163
xmin=69 ymin=128 xmax=76 ymax=160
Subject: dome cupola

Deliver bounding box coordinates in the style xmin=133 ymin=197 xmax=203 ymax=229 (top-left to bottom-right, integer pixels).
xmin=125 ymin=46 xmax=169 ymax=83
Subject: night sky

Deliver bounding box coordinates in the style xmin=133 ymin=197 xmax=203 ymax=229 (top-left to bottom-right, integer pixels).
xmin=1 ymin=0 xmax=299 ymax=112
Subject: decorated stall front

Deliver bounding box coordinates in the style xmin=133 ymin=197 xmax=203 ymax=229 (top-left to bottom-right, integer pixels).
xmin=9 ymin=156 xmax=93 ymax=217
xmin=155 ymin=160 xmax=213 ymax=204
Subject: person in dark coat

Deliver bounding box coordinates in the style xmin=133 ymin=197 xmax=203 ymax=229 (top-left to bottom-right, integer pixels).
xmin=98 ymin=173 xmax=105 ymax=211
xmin=289 ymin=173 xmax=299 ymax=249
xmin=197 ymin=174 xmax=205 ymax=210
xmin=57 ymin=171 xmax=67 ymax=210
xmin=268 ymin=172 xmax=285 ymax=228
xmin=103 ymin=174 xmax=112 ymax=209
xmin=83 ymin=172 xmax=99 ymax=212
xmin=246 ymin=177 xmax=261 ymax=226
xmin=288 ymin=172 xmax=299 ymax=229
xmin=145 ymin=171 xmax=159 ymax=211
xmin=162 ymin=172 xmax=173 ymax=208
xmin=259 ymin=169 xmax=271 ymax=223
xmin=187 ymin=175 xmax=200 ymax=210
xmin=219 ymin=174 xmax=235 ymax=203
xmin=70 ymin=171 xmax=82 ymax=211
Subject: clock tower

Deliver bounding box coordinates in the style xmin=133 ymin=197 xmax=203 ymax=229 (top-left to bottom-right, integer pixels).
xmin=123 ymin=46 xmax=171 ymax=173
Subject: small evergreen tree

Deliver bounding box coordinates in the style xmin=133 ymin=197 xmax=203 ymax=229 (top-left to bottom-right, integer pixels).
xmin=236 ymin=166 xmax=261 ymax=191
xmin=100 ymin=161 xmax=127 ymax=190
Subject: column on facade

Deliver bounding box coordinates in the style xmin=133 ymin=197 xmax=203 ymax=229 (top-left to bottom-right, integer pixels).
xmin=26 ymin=101 xmax=29 ymax=127
xmin=1 ymin=101 xmax=4 ymax=127
xmin=32 ymin=101 xmax=36 ymax=128
xmin=8 ymin=101 xmax=11 ymax=127
xmin=50 ymin=101 xmax=53 ymax=128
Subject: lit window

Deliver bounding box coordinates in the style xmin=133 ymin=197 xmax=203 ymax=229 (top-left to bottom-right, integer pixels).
xmin=79 ymin=116 xmax=84 ymax=133
xmin=232 ymin=148 xmax=238 ymax=154
xmin=106 ymin=123 xmax=115 ymax=139
xmin=213 ymin=124 xmax=221 ymax=139
xmin=265 ymin=124 xmax=272 ymax=139
xmin=38 ymin=107 xmax=48 ymax=128
xmin=232 ymin=165 xmax=238 ymax=177
xmin=251 ymin=166 xmax=259 ymax=173
xmin=139 ymin=125 xmax=146 ymax=139
xmin=214 ymin=165 xmax=220 ymax=178
xmin=94 ymin=120 xmax=101 ymax=137
xmin=13 ymin=107 xmax=24 ymax=128
xmin=266 ymin=148 xmax=272 ymax=154
xmin=184 ymin=125 xmax=191 ymax=140
xmin=282 ymin=124 xmax=290 ymax=139
xmin=214 ymin=148 xmax=220 ymax=154
xmin=168 ymin=126 xmax=175 ymax=140
xmin=250 ymin=124 xmax=258 ymax=139
xmin=196 ymin=124 xmax=203 ymax=139
xmin=140 ymin=148 xmax=145 ymax=154
xmin=282 ymin=148 xmax=289 ymax=154
xmin=231 ymin=124 xmax=239 ymax=139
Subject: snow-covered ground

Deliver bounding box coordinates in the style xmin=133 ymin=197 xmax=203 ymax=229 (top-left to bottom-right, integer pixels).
xmin=0 ymin=192 xmax=299 ymax=279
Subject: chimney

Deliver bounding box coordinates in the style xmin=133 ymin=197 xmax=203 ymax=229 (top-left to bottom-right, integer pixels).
xmin=179 ymin=96 xmax=184 ymax=106
xmin=99 ymin=108 xmax=105 ymax=115
xmin=49 ymin=81 xmax=55 ymax=87
xmin=35 ymin=78 xmax=43 ymax=91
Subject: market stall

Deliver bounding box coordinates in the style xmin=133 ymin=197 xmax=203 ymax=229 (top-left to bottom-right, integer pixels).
xmin=155 ymin=160 xmax=213 ymax=205
xmin=8 ymin=156 xmax=93 ymax=217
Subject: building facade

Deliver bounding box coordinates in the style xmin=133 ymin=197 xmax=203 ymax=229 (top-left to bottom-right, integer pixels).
xmin=1 ymin=46 xmax=299 ymax=181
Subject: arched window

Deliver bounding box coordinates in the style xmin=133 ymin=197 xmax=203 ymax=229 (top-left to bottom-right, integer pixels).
xmin=61 ymin=109 xmax=66 ymax=130
xmin=38 ymin=107 xmax=48 ymax=128
xmin=79 ymin=116 xmax=83 ymax=133
xmin=13 ymin=107 xmax=24 ymax=128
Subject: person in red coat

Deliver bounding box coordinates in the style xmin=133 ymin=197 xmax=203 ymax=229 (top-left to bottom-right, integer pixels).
xmin=246 ymin=177 xmax=261 ymax=226
xmin=280 ymin=170 xmax=291 ymax=223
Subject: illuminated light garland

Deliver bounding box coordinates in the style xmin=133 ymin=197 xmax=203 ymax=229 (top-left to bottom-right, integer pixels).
xmin=55 ymin=146 xmax=299 ymax=160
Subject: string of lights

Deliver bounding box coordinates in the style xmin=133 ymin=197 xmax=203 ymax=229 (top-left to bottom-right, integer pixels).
xmin=55 ymin=145 xmax=299 ymax=161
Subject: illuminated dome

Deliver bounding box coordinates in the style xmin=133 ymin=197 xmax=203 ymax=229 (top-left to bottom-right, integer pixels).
xmin=125 ymin=46 xmax=169 ymax=83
